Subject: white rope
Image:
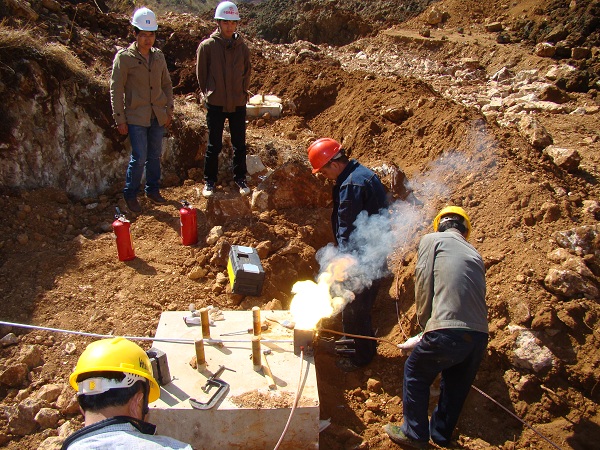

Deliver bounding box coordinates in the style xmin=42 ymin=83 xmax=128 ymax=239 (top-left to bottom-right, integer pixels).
xmin=273 ymin=348 xmax=305 ymax=450
xmin=0 ymin=321 xmax=292 ymax=345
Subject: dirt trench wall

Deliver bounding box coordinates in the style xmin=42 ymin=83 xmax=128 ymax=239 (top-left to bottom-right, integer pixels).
xmin=0 ymin=62 xmax=121 ymax=198
xmin=0 ymin=56 xmax=205 ymax=200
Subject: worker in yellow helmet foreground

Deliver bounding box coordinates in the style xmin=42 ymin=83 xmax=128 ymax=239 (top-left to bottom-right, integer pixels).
xmin=384 ymin=206 xmax=488 ymax=448
xmin=62 ymin=337 xmax=192 ymax=449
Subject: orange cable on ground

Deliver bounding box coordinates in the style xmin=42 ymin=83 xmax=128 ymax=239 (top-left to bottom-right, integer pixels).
xmin=319 ymin=327 xmax=398 ymax=348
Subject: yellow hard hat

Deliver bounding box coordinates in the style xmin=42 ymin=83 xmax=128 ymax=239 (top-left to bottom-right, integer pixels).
xmin=69 ymin=337 xmax=160 ymax=403
xmin=433 ymin=206 xmax=472 ymax=239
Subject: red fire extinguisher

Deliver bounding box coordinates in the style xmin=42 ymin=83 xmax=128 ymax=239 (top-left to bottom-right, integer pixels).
xmin=112 ymin=208 xmax=136 ymax=261
xmin=179 ymin=200 xmax=198 ymax=246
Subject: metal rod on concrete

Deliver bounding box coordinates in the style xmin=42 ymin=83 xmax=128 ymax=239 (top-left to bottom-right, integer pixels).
xmin=252 ymin=336 xmax=262 ymax=370
xmin=194 ymin=338 xmax=206 ymax=369
xmin=262 ymin=351 xmax=276 ymax=390
xmin=206 ymin=338 xmax=293 ymax=344
xmin=200 ymin=308 xmax=211 ymax=339
xmin=252 ymin=306 xmax=261 ymax=336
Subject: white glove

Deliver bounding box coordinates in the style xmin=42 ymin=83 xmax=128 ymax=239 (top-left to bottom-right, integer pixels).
xmin=397 ymin=332 xmax=423 ymax=350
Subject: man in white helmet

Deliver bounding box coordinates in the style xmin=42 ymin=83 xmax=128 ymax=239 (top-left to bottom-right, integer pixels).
xmin=196 ymin=1 xmax=252 ymax=198
xmin=111 ymin=7 xmax=174 ymax=214
xmin=61 ymin=337 xmax=191 ymax=449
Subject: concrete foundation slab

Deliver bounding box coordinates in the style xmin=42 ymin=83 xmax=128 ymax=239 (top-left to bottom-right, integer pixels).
xmin=148 ymin=310 xmax=319 ymax=450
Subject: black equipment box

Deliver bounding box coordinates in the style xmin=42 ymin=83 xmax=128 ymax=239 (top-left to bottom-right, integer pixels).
xmin=227 ymin=245 xmax=265 ymax=296
xmin=147 ymin=347 xmax=171 ymax=386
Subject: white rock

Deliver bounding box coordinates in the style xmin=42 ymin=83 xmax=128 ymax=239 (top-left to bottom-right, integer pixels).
xmin=206 ymin=226 xmax=224 ymax=245
xmin=511 ymin=328 xmax=555 ymax=372
xmin=246 ymin=154 xmax=266 ymax=175
xmin=0 ymin=333 xmax=19 ymax=347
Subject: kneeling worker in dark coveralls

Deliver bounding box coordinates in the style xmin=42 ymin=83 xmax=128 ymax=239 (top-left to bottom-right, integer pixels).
xmin=384 ymin=206 xmax=488 ymax=448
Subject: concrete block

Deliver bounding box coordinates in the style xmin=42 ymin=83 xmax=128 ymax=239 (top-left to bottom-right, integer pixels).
xmin=148 ymin=311 xmax=319 ymax=449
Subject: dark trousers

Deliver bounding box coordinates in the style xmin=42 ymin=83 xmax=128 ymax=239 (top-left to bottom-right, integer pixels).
xmin=341 ymin=281 xmax=379 ymax=366
xmin=204 ymin=104 xmax=247 ymax=183
xmin=401 ymin=329 xmax=488 ymax=445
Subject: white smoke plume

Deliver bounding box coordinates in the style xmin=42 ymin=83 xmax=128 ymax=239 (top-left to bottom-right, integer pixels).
xmin=313 ymin=124 xmax=497 ymax=315
xmin=289 ymin=122 xmax=497 ymax=327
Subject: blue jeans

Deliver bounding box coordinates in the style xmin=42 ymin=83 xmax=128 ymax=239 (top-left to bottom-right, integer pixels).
xmin=402 ymin=329 xmax=488 ymax=445
xmin=204 ymin=104 xmax=247 ymax=183
xmin=123 ymin=117 xmax=165 ymax=199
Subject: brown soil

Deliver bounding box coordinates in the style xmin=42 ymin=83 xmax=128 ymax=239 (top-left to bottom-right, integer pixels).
xmin=0 ymin=0 xmax=599 ymax=449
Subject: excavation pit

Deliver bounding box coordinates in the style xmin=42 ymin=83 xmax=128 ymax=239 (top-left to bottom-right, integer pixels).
xmin=148 ymin=310 xmax=319 ymax=449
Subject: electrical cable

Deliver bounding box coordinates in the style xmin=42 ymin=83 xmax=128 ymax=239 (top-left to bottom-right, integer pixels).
xmin=471 ymin=385 xmax=563 ymax=450
xmin=318 ymin=327 xmax=398 ymax=347
xmin=273 ymin=348 xmax=304 ymax=450
xmin=0 ymin=321 xmax=292 ymax=345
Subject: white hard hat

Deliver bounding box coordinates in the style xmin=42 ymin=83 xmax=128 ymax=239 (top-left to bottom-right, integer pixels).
xmin=131 ymin=7 xmax=158 ymax=31
xmin=215 ymin=1 xmax=240 ymax=21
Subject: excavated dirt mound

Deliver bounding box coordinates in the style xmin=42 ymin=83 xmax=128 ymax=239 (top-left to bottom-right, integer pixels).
xmin=0 ymin=0 xmax=599 ymax=449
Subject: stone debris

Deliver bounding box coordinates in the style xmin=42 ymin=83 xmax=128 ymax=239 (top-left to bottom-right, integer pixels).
xmin=34 ymin=407 xmax=61 ymax=429
xmin=206 ymin=226 xmax=224 ymax=245
xmin=544 ymin=146 xmax=581 ymax=172
xmin=0 ymin=333 xmax=19 ymax=347
xmin=0 ymin=363 xmax=29 ymax=388
xmin=509 ymin=326 xmax=555 ymax=373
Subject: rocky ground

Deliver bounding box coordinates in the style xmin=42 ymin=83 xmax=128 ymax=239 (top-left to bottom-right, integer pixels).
xmin=0 ymin=0 xmax=599 ymax=449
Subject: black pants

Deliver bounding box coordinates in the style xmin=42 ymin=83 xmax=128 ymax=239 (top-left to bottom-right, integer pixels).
xmin=341 ymin=280 xmax=380 ymax=366
xmin=204 ymin=104 xmax=247 ymax=183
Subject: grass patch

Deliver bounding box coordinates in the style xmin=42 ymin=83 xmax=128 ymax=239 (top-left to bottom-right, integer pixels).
xmin=0 ymin=22 xmax=102 ymax=88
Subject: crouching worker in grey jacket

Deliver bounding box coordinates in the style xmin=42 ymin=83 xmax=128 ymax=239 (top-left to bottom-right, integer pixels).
xmin=384 ymin=206 xmax=488 ymax=449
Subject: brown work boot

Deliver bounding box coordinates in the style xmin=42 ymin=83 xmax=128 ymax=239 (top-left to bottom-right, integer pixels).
xmin=146 ymin=192 xmax=167 ymax=204
xmin=125 ymin=197 xmax=142 ymax=213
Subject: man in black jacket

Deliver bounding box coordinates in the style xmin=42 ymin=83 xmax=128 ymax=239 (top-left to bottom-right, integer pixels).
xmin=308 ymin=137 xmax=389 ymax=372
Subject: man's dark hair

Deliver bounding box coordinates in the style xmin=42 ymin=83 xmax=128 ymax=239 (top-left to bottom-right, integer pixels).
xmin=332 ymin=149 xmax=349 ymax=163
xmin=132 ymin=27 xmax=156 ymax=35
xmin=76 ymin=371 xmax=147 ymax=412
xmin=438 ymin=218 xmax=467 ymax=236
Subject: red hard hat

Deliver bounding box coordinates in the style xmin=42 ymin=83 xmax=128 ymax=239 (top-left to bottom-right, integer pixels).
xmin=307 ymin=138 xmax=341 ymax=173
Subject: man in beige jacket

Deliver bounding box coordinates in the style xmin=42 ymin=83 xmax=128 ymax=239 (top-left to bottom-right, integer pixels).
xmin=196 ymin=1 xmax=251 ymax=198
xmin=110 ymin=7 xmax=173 ymax=213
